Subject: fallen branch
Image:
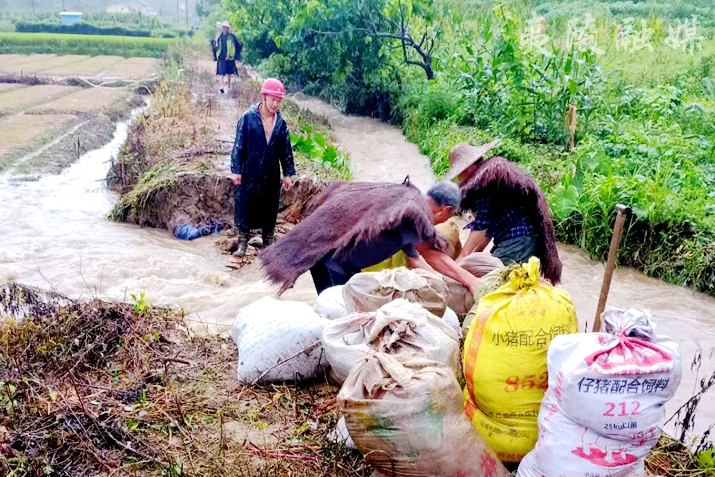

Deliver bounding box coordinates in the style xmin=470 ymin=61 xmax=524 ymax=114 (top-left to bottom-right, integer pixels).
xmin=250 ymin=341 xmax=321 ymax=385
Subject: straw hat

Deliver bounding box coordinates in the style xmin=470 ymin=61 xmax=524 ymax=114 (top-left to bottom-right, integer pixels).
xmin=221 ymin=20 xmax=231 ymax=28
xmin=444 ymin=139 xmax=501 ymax=182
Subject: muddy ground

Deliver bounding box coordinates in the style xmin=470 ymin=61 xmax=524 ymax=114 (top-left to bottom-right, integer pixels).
xmin=0 ymin=283 xmax=365 ymax=477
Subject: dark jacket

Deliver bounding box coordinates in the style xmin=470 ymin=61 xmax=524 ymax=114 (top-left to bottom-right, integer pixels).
xmin=231 ymin=104 xmax=296 ymax=194
xmin=213 ymin=32 xmax=242 ymax=61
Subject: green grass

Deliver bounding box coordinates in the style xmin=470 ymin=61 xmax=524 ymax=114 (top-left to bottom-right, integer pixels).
xmin=392 ymin=4 xmax=715 ymax=297
xmin=602 ymin=39 xmax=715 ymax=87
xmin=0 ymin=32 xmax=175 ymax=58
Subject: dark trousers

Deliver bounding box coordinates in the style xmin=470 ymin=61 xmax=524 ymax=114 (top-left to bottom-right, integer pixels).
xmin=310 ymin=260 xmax=352 ymax=295
xmin=234 ymin=185 xmax=280 ymax=236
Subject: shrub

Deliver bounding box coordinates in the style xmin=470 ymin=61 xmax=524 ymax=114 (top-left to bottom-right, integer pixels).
xmin=15 ymin=21 xmax=152 ymax=37
xmin=0 ymin=32 xmax=174 ymax=57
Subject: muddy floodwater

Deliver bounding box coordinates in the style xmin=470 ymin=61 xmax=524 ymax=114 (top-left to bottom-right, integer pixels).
xmin=1 ymin=103 xmax=713 ymax=439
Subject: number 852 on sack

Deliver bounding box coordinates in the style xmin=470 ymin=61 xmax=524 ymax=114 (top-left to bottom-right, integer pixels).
xmin=503 ymin=372 xmax=549 ymax=393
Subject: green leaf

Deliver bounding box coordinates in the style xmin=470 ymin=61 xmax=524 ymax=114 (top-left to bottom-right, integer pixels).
xmin=550 ymin=184 xmax=580 ymax=221
xmin=579 ymin=151 xmax=611 ymax=176
xmin=314 ymin=133 xmax=327 ymax=149
xmin=697 ymin=447 xmax=715 ymax=469
xmin=322 ymin=146 xmax=338 ymax=164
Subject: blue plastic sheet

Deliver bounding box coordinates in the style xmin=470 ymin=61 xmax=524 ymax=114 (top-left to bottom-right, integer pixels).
xmin=173 ymin=221 xmax=222 ymax=241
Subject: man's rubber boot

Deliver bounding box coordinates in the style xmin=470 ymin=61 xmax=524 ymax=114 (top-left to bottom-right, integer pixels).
xmin=262 ymin=232 xmax=275 ymax=248
xmin=232 ymin=233 xmax=249 ymax=257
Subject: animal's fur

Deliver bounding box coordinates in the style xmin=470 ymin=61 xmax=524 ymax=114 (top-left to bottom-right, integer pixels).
xmin=260 ymin=180 xmax=448 ymax=293
xmin=460 ymin=156 xmax=563 ymax=284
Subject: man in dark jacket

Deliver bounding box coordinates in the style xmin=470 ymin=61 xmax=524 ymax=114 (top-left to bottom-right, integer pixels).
xmin=230 ymin=78 xmax=295 ymax=257
xmin=213 ymin=21 xmax=242 ymax=94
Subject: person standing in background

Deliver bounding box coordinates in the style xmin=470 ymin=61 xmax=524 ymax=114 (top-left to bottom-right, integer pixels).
xmin=230 ymin=78 xmax=296 ymax=257
xmin=213 ymin=21 xmax=242 ymax=94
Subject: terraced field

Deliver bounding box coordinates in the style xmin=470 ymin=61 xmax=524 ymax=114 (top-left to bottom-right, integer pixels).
xmin=0 ymin=114 xmax=78 ymax=160
xmin=0 ymin=53 xmax=55 ymax=68
xmin=0 ymin=84 xmax=79 ymax=111
xmin=99 ymin=57 xmax=159 ymax=79
xmin=0 ymin=54 xmax=151 ymax=175
xmin=41 ymin=55 xmax=124 ymax=76
xmin=0 ymin=83 xmax=23 ymax=93
xmin=0 ymin=54 xmax=160 ymax=80
xmin=30 ymin=87 xmax=129 ymax=113
xmin=0 ymin=54 xmax=87 ymax=75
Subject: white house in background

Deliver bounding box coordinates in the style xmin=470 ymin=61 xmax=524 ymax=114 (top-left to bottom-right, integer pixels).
xmin=59 ymin=12 xmax=83 ymax=25
xmin=105 ymin=0 xmax=158 ymax=16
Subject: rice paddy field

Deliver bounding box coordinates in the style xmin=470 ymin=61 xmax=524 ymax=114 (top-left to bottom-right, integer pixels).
xmin=0 ymin=32 xmax=173 ymax=58
xmin=29 ymin=87 xmax=130 ymax=113
xmin=0 ymin=54 xmax=149 ymax=174
xmin=0 ymin=113 xmax=77 ymax=159
xmin=0 ymin=53 xmax=160 ymax=80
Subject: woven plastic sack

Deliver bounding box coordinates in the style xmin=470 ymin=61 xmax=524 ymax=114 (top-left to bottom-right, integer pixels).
xmin=322 ymin=299 xmax=459 ymax=384
xmin=339 ymin=351 xmax=511 ymax=477
xmin=517 ymin=309 xmax=681 ymax=477
xmin=435 ymin=217 xmax=462 ymax=260
xmin=462 ymin=264 xmax=518 ymax=333
xmin=343 ymin=268 xmax=448 ymax=317
xmin=463 ymin=257 xmax=578 ymax=463
xmin=313 ymin=285 xmax=347 ymax=320
xmin=443 ymin=277 xmax=474 ymax=318
xmin=443 ymin=306 xmax=462 ymax=338
xmin=460 ymin=252 xmax=505 ymax=277
xmin=232 ymin=297 xmax=329 ymax=384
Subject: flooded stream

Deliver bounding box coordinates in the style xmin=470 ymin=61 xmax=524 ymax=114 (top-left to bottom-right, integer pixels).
xmin=1 ymin=101 xmax=713 ymax=439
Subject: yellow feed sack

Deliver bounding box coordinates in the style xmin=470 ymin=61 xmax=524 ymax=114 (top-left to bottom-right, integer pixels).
xmin=361 ymin=250 xmax=407 ymax=272
xmin=462 ymin=257 xmax=578 ymax=464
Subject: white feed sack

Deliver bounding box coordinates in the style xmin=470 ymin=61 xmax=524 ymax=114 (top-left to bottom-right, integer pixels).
xmin=313 ymin=285 xmax=347 ymax=320
xmin=443 ymin=306 xmax=462 ymax=338
xmin=322 ymin=299 xmax=460 ymax=385
xmin=232 ymin=296 xmax=330 ymax=384
xmin=518 ymin=309 xmax=682 ymax=477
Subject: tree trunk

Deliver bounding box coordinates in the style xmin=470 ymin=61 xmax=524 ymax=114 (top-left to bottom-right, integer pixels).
xmin=424 ymin=58 xmax=434 ymax=80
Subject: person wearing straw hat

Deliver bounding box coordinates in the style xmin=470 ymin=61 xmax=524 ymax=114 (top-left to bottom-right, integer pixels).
xmin=260 ymin=179 xmax=480 ymax=295
xmin=230 ymin=78 xmax=295 ymax=257
xmin=445 ymin=140 xmax=562 ymax=284
xmin=213 ymin=20 xmax=242 ymax=94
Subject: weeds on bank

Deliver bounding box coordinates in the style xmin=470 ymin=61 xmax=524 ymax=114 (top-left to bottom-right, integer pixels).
xmin=0 ymin=283 xmax=367 ymax=476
